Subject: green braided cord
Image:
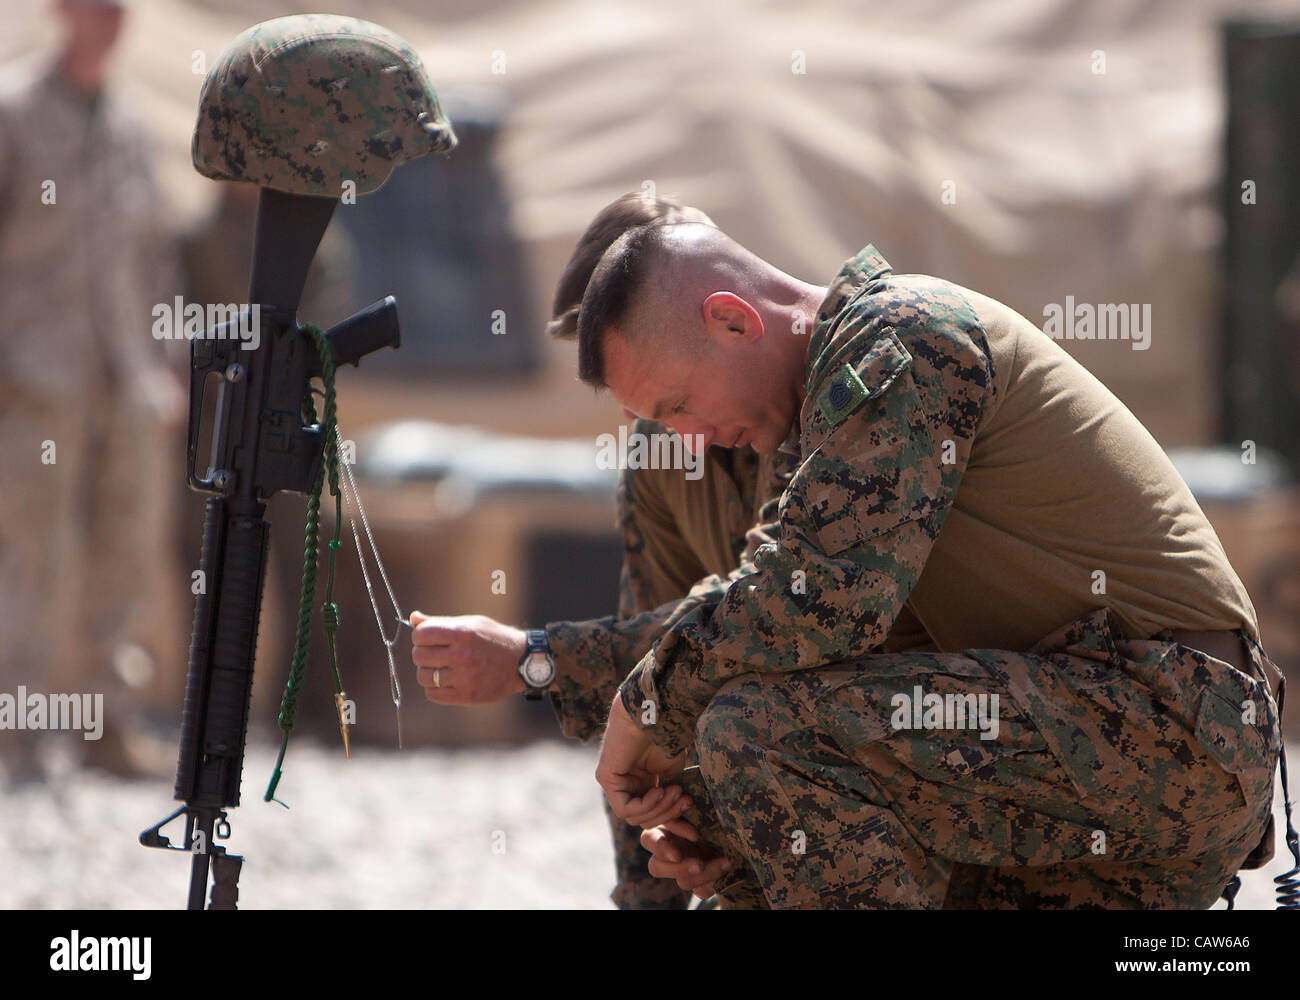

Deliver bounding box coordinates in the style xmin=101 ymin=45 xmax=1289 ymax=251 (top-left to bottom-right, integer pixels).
xmin=313 ymin=337 xmax=349 ymax=737
xmin=323 ymin=486 xmax=345 ymax=697
xmin=265 ymin=324 xmax=341 ymax=805
xmin=317 ymin=338 xmax=346 ymax=699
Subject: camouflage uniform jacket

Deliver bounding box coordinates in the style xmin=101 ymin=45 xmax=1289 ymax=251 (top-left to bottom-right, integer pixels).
xmin=618 ymin=245 xmax=993 ymax=755
xmin=543 ymin=430 xmax=789 ymax=742
xmin=543 ymin=247 xmax=950 ymax=745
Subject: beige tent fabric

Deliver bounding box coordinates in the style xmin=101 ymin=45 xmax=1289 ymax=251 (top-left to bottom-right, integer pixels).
xmin=6 ymin=0 xmax=1300 ymax=445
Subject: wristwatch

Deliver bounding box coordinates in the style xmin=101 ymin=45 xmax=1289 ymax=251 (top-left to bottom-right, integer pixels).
xmin=518 ymin=629 xmax=556 ymax=701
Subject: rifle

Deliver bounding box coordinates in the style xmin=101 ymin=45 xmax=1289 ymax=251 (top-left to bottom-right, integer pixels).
xmin=138 ymin=13 xmax=455 ymax=909
xmin=139 ymin=188 xmax=400 ymax=908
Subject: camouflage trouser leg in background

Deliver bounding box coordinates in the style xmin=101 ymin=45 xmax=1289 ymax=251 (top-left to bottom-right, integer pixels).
xmin=690 ymin=609 xmax=1281 ymax=909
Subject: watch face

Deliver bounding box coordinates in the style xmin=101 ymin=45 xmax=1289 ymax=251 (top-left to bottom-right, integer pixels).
xmin=522 ymin=653 xmax=554 ymax=687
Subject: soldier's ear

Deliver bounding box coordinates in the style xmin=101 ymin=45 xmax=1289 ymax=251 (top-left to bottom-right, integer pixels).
xmin=702 ymin=291 xmax=764 ymax=344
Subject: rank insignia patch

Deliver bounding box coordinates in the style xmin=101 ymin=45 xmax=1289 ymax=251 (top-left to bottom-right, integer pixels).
xmin=817 ymin=363 xmax=870 ymax=428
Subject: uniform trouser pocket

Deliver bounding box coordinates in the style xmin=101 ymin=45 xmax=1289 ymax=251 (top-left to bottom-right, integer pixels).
xmin=970 ymin=611 xmax=1279 ymax=863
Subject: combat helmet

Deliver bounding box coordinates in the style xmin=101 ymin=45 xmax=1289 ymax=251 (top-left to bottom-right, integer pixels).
xmin=192 ymin=14 xmax=457 ymax=196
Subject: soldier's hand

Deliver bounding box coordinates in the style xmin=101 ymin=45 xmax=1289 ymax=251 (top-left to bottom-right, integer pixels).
xmin=596 ymin=696 xmax=690 ymax=828
xmin=642 ymin=820 xmax=731 ymax=899
xmin=409 ymin=612 xmax=527 ymax=705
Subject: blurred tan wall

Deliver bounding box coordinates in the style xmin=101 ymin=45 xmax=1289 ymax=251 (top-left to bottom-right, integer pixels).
xmin=10 ymin=0 xmax=1300 ymax=449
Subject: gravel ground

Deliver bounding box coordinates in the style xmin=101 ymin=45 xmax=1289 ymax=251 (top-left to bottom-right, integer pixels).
xmin=1 ymin=734 xmax=1296 ymax=910
xmin=1 ymin=735 xmax=617 ymax=909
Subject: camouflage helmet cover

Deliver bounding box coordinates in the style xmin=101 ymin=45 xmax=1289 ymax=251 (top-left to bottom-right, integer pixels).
xmin=192 ymin=14 xmax=457 ymax=196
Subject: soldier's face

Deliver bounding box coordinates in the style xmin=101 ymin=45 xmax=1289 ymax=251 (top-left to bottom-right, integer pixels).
xmin=58 ymin=1 xmax=125 ymax=54
xmin=603 ymin=323 xmax=797 ymax=456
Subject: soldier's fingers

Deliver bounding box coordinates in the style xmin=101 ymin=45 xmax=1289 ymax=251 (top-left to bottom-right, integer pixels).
xmin=657 ymin=817 xmax=701 ymax=843
xmin=621 ymin=784 xmax=672 ymax=819
xmin=425 ymin=683 xmax=475 ymax=705
xmin=425 ymin=687 xmax=473 ymax=705
xmin=640 ymin=826 xmax=685 ymax=863
xmin=646 ymin=853 xmax=729 ymax=891
xmin=640 ymin=824 xmax=729 ymax=890
xmin=647 ymin=854 xmax=702 ymax=882
xmin=598 ymin=766 xmax=680 ymax=822
xmin=412 ymin=645 xmax=455 ymax=669
xmin=416 ymin=664 xmax=454 ymax=687
xmin=410 ymin=616 xmax=462 ymax=645
xmin=603 ymin=787 xmax=640 ymax=821
xmin=647 ymin=857 xmax=689 ymax=882
xmin=628 ymin=803 xmax=692 ymax=831
xmin=679 ymin=856 xmax=730 ymax=893
xmin=419 ymin=664 xmax=464 ymax=703
xmin=625 ymin=788 xmax=692 ymax=829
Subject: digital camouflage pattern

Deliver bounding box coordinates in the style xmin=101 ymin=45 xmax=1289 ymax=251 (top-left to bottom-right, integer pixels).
xmin=618 ymin=247 xmax=992 ymax=756
xmin=545 ymin=425 xmax=792 ymax=746
xmin=192 ymin=15 xmax=457 ymax=197
xmin=595 ymin=245 xmax=1279 ymax=907
xmin=691 ymin=608 xmax=1279 ymax=908
xmin=545 ymin=425 xmax=789 ymax=907
xmin=544 ymin=410 xmax=937 ymax=907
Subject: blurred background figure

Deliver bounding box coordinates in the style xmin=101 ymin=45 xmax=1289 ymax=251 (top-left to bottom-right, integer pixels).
xmin=0 ymin=0 xmax=186 ymax=782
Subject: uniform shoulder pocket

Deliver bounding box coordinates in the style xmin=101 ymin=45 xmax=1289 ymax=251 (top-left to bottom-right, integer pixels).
xmin=796 ymin=335 xmax=943 ymax=557
xmin=803 ymin=330 xmax=911 ymax=451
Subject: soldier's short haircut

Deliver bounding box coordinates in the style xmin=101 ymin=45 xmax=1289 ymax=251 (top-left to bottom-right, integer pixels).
xmin=547 ymin=192 xmax=713 ymax=341
xmin=577 ymin=224 xmax=666 ymax=388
